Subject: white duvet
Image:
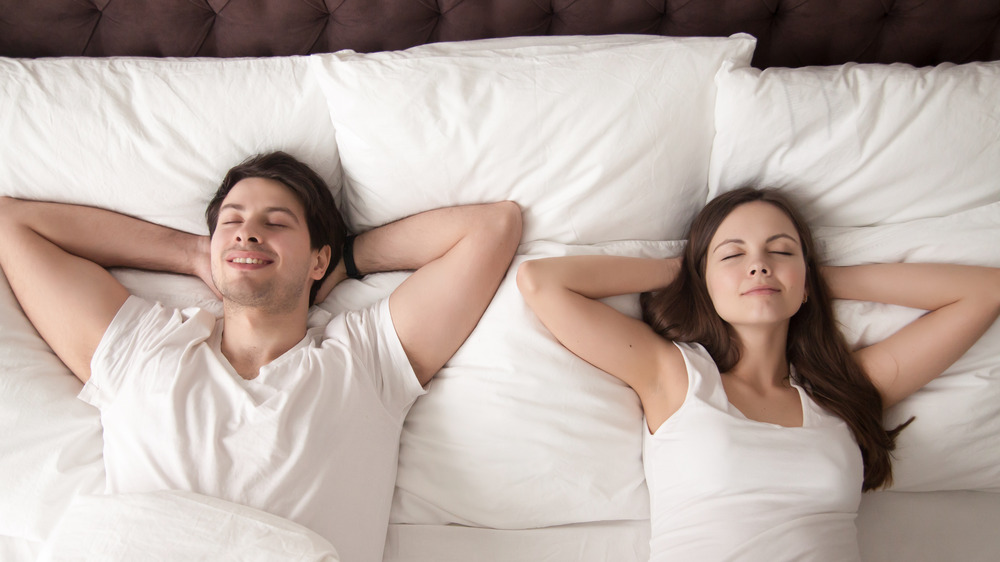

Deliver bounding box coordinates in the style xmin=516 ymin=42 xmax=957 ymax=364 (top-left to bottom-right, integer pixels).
xmin=37 ymin=490 xmax=338 ymax=561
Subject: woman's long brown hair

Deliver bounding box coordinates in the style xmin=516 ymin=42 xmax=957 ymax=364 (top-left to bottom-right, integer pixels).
xmin=641 ymin=187 xmax=911 ymax=490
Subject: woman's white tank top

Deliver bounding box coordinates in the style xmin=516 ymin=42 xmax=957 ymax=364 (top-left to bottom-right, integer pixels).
xmin=643 ymin=342 xmax=863 ymax=561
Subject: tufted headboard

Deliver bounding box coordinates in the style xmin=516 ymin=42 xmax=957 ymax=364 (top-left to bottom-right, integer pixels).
xmin=1 ymin=0 xmax=998 ymax=67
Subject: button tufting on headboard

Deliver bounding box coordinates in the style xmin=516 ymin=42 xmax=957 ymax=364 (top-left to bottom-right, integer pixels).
xmin=0 ymin=0 xmax=998 ymax=66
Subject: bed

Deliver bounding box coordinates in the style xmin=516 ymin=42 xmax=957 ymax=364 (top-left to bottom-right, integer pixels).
xmin=2 ymin=1 xmax=999 ymax=560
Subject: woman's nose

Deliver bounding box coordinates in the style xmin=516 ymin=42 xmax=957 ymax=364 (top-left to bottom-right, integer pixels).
xmin=748 ymin=260 xmax=770 ymax=276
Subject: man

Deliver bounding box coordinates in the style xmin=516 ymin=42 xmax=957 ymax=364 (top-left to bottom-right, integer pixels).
xmin=0 ymin=151 xmax=521 ymax=561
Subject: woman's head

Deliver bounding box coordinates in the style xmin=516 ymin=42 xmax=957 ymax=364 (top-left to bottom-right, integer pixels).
xmin=645 ymin=187 xmax=822 ymax=371
xmin=641 ymin=186 xmax=909 ymax=490
xmin=693 ymin=189 xmax=814 ymax=332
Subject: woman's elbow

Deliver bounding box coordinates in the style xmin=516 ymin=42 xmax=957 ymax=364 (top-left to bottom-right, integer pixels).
xmin=516 ymin=259 xmax=544 ymax=300
xmin=984 ymin=267 xmax=1000 ymax=314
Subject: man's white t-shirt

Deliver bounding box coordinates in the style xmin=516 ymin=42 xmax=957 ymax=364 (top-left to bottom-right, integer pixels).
xmin=79 ymin=295 xmax=425 ymax=562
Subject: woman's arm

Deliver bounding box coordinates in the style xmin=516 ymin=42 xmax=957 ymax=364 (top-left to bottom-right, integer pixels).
xmin=517 ymin=255 xmax=687 ymax=426
xmin=823 ymin=263 xmax=1000 ymax=407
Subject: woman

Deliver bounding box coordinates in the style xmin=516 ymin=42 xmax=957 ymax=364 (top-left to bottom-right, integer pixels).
xmin=516 ymin=187 xmax=1000 ymax=560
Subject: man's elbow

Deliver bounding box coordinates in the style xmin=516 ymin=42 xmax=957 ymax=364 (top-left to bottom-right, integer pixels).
xmin=0 ymin=196 xmax=21 ymax=224
xmin=472 ymin=200 xmax=522 ymax=260
xmin=488 ymin=200 xmax=522 ymax=247
xmin=0 ymin=196 xmax=28 ymax=253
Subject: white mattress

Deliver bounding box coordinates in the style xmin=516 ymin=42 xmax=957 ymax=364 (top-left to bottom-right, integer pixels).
xmin=383 ymin=490 xmax=1000 ymax=562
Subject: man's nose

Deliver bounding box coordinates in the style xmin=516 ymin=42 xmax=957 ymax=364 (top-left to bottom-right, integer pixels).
xmin=236 ymin=223 xmax=261 ymax=244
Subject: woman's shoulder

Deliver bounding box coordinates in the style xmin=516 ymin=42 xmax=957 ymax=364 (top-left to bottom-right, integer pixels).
xmin=642 ymin=340 xmax=719 ymax=430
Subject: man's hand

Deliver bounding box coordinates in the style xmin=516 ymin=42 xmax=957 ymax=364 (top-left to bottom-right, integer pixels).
xmin=191 ymin=235 xmax=222 ymax=300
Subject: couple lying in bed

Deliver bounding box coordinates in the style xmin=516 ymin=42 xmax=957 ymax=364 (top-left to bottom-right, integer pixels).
xmin=1 ymin=151 xmax=997 ymax=562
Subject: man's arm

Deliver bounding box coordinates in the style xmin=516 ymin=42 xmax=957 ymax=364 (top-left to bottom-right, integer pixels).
xmin=0 ymin=197 xmax=213 ymax=382
xmin=326 ymin=202 xmax=521 ymax=385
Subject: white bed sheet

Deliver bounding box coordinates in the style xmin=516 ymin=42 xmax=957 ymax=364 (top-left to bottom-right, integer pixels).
xmin=385 ymin=520 xmax=650 ymax=562
xmin=0 ymin=537 xmax=40 ymax=562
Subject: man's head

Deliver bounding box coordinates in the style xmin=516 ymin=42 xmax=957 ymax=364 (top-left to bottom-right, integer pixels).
xmin=206 ymin=152 xmax=347 ymax=307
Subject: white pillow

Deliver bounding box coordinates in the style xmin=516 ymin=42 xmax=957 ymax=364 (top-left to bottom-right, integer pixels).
xmin=319 ymin=240 xmax=680 ymax=528
xmin=0 ymin=271 xmax=105 ymax=541
xmin=310 ymin=34 xmax=756 ymax=244
xmin=816 ymin=201 xmax=1000 ymax=491
xmin=0 ymin=56 xmax=341 ymax=234
xmin=389 ymin=240 xmax=681 ymax=528
xmin=710 ymin=60 xmax=1000 ymax=227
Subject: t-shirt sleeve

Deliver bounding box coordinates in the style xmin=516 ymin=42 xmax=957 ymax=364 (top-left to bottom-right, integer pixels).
xmin=335 ymin=298 xmax=425 ymax=420
xmin=79 ymin=295 xmax=210 ymax=410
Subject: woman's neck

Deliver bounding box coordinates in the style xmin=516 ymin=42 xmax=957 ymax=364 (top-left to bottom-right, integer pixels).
xmin=727 ymin=322 xmax=791 ymax=389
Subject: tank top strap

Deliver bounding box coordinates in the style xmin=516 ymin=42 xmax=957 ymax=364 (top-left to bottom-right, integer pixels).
xmin=673 ymin=341 xmax=732 ymax=411
xmin=789 ymin=371 xmax=841 ymax=429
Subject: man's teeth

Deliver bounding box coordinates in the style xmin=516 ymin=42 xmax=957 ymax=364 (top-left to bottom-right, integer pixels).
xmin=232 ymin=258 xmax=266 ymax=264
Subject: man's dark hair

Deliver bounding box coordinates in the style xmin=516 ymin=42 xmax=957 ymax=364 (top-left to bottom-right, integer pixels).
xmin=206 ymin=151 xmax=347 ymax=305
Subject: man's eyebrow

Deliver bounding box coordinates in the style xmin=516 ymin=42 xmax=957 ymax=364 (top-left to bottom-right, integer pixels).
xmin=263 ymin=207 xmax=301 ymax=223
xmin=219 ymin=203 xmax=301 ymax=223
xmin=713 ymin=233 xmax=798 ymax=253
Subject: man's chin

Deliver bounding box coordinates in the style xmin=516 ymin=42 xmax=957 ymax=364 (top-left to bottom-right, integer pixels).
xmin=219 ymin=282 xmax=271 ymax=307
xmin=219 ymin=284 xmax=304 ymax=314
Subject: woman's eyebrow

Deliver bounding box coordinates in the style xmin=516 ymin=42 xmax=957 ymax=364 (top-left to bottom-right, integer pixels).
xmin=713 ymin=238 xmax=743 ymax=253
xmin=767 ymin=233 xmax=798 ymax=244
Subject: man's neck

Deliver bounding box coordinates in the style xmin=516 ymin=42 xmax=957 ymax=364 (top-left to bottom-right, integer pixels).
xmin=220 ymin=304 xmax=309 ymax=380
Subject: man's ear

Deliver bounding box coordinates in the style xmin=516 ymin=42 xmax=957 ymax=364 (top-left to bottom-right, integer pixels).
xmin=312 ymin=245 xmax=332 ymax=281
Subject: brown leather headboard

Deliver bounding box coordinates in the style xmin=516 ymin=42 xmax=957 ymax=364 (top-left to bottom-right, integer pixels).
xmin=2 ymin=0 xmax=998 ymax=68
